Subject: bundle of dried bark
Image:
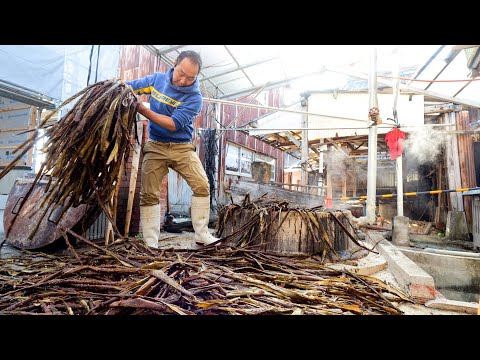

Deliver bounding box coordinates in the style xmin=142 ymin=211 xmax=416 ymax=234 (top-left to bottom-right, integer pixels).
xmin=0 ymin=79 xmax=139 ymax=239
xmin=216 ymin=194 xmax=372 ymax=260
xmin=0 ymin=230 xmax=413 ymax=315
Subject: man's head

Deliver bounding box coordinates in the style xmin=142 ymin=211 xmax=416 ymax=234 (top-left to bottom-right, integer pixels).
xmin=172 ymin=50 xmax=202 ymax=87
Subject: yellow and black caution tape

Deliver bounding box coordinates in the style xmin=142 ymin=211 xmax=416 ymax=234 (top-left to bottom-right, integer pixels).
xmin=337 ymin=187 xmax=480 ymax=201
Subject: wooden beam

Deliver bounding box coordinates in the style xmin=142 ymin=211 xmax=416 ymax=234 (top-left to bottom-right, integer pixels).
xmin=451 ymin=45 xmax=480 ymax=51
xmin=124 ymin=121 xmax=144 ymax=237
xmin=284 ymin=131 xmax=301 ymax=147
xmin=0 ymin=106 xmax=31 ymax=113
xmin=0 ymin=127 xmax=29 ymax=133
xmin=424 ymin=103 xmax=457 ymax=114
xmin=326 ymin=138 xmax=361 ymax=165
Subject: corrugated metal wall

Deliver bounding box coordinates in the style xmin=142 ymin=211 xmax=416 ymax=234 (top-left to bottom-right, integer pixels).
xmin=456 ymin=110 xmax=476 ymax=226
xmin=167 ymin=169 xmax=192 ymax=215
xmin=215 ymin=89 xmax=287 ymax=206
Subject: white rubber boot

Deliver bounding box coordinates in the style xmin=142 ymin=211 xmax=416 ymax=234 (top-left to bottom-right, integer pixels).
xmin=140 ymin=204 xmax=160 ymax=249
xmin=191 ymin=196 xmax=219 ymax=246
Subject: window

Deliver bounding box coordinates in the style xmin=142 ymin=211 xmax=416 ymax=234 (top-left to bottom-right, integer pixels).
xmin=225 ymin=142 xmax=276 ymax=181
xmin=225 ymin=142 xmax=240 ymax=173
xmin=240 ymin=148 xmax=253 ymax=177
xmin=226 ymin=143 xmax=251 ymax=177
xmin=254 ymin=153 xmax=276 ymax=181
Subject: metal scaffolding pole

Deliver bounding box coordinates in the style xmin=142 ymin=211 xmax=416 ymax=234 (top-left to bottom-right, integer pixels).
xmin=366 ymin=47 xmax=379 ymax=224
xmin=392 ymin=47 xmax=404 ymax=217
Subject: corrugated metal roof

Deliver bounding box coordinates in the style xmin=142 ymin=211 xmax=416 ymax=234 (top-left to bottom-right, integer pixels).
xmin=145 ymin=45 xmax=480 ymax=108
xmin=341 ymin=65 xmax=419 ymax=92
xmin=144 ymin=45 xmax=480 ymax=169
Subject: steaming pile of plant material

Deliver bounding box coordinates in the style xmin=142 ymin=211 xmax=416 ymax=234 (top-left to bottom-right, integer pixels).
xmin=0 ymin=79 xmax=139 ymax=239
xmin=0 ymin=235 xmax=414 ymax=315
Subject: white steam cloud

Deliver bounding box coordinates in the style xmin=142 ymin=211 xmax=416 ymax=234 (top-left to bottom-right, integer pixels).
xmin=404 ymin=127 xmax=451 ymax=165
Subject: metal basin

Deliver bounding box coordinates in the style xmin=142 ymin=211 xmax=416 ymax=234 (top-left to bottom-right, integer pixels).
xmin=3 ymin=178 xmax=98 ymax=249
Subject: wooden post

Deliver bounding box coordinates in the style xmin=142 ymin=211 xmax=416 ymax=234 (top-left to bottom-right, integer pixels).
xmin=435 ymin=161 xmax=444 ymax=228
xmin=124 ymin=121 xmax=144 ymax=237
xmin=352 ymin=170 xmax=357 ymax=197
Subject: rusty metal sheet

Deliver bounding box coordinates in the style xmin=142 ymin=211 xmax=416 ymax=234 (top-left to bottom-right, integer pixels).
xmin=3 ymin=178 xmax=91 ymax=249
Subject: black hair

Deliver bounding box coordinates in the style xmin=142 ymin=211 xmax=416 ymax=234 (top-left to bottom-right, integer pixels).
xmin=175 ymin=50 xmax=202 ymax=74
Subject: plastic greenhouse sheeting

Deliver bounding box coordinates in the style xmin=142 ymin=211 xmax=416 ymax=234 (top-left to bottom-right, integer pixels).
xmin=0 ymin=45 xmax=120 ymax=106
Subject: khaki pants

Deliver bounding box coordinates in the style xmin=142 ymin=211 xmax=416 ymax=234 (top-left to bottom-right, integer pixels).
xmin=140 ymin=139 xmax=210 ymax=206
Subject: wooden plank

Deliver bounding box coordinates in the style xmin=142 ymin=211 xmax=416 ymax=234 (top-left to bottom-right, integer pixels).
xmin=124 ymin=121 xmax=144 ymax=237
xmin=0 ymin=127 xmax=29 ymax=133
xmin=230 ymin=179 xmax=324 ymax=208
xmin=424 ymin=103 xmax=456 ymax=114
xmin=0 ymin=106 xmax=31 ymax=113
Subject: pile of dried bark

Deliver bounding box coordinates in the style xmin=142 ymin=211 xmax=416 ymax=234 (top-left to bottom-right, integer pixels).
xmin=0 ymin=79 xmax=139 ymax=240
xmin=0 ymin=233 xmax=413 ymax=315
xmin=216 ymin=194 xmax=372 ymax=259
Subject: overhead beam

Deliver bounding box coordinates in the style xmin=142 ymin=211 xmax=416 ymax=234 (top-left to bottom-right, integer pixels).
xmin=156 ymin=45 xmax=187 ymax=55
xmin=326 ymin=137 xmax=360 ymax=165
xmin=224 ymin=45 xmax=255 ymax=88
xmin=0 ymin=80 xmax=58 ymax=110
xmin=425 ymin=50 xmax=460 ymax=91
xmin=324 ymin=66 xmax=480 ymax=109
xmin=284 ymin=132 xmax=301 ymax=147
xmin=219 ymin=70 xmax=326 ymax=100
xmin=408 ymin=45 xmax=445 ymax=84
xmin=451 ymin=45 xmax=480 ymax=51
xmin=200 ymin=57 xmax=277 ymax=82
xmin=424 ymin=103 xmax=458 ymax=114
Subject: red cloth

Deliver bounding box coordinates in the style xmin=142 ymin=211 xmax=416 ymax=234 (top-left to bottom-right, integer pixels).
xmin=385 ymin=128 xmax=406 ymax=160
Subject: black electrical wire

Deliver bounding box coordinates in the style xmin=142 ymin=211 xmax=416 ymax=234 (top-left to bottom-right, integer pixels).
xmin=87 ymin=45 xmax=94 ymax=86
xmin=95 ymin=45 xmax=101 ymax=83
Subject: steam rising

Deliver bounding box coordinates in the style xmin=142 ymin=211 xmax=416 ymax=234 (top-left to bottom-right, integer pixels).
xmin=404 ymin=127 xmax=451 ymax=164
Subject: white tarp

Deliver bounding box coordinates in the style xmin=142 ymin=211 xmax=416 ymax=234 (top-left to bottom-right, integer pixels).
xmin=0 ymin=45 xmax=120 ymax=105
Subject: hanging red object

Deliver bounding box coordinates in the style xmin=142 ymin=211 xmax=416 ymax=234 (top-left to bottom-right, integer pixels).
xmin=385 ymin=128 xmax=406 ymax=160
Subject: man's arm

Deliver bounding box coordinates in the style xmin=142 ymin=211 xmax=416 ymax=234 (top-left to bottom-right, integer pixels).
xmin=137 ymin=102 xmax=177 ymax=132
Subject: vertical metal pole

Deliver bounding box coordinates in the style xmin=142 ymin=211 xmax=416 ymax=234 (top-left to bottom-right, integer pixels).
xmin=301 ymin=107 xmax=309 ymax=189
xmin=33 ymin=107 xmax=43 ymax=174
xmin=214 ymin=101 xmax=220 ymax=209
xmin=318 ymin=140 xmax=325 ymax=197
xmin=366 ymin=47 xmax=379 ymax=224
xmin=326 ymin=152 xmax=333 ymax=208
xmin=396 ymin=157 xmax=404 ymax=216
xmin=392 ymin=47 xmax=404 ymax=216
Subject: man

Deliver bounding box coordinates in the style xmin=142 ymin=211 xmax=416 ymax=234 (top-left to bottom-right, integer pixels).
xmin=126 ymin=50 xmax=218 ymax=248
